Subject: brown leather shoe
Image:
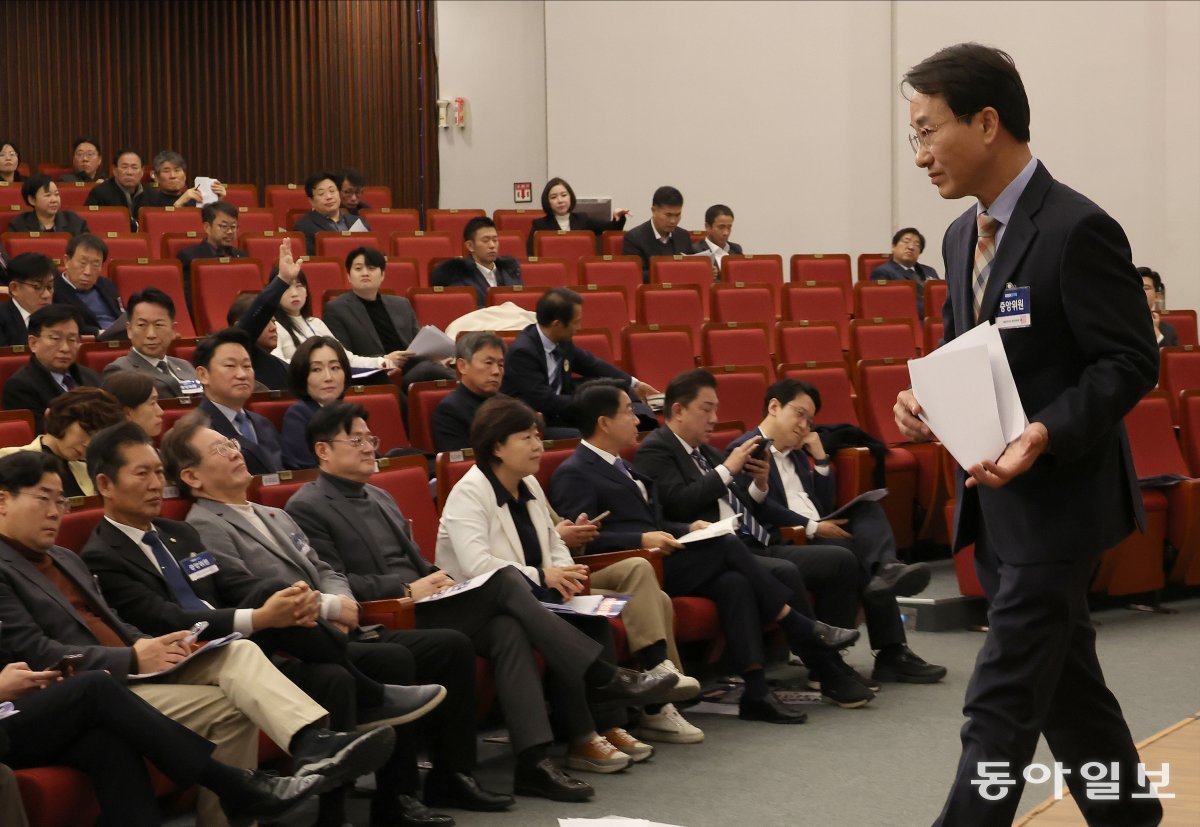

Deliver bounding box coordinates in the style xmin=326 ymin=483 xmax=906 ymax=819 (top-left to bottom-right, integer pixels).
xmin=565 ymin=734 xmax=632 ymax=773
xmin=602 ymin=727 xmax=654 ymax=762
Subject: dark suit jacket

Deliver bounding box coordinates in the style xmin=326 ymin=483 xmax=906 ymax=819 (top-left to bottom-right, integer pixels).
xmin=621 ymin=220 xmax=694 ymax=280
xmin=498 ymin=323 xmax=632 ymax=427
xmin=431 ymin=255 xmax=523 ymax=307
xmin=293 ymin=211 xmax=368 ymax=256
xmin=0 ymin=540 xmax=146 ymax=680
xmin=432 ymin=384 xmax=492 ymax=453
xmin=869 ymin=259 xmax=940 ymax=316
xmin=550 ymin=444 xmax=689 ymax=554
xmin=2 ymin=357 xmax=101 ymax=431
xmin=199 ymin=396 xmax=283 ymax=475
xmin=102 ymin=351 xmax=200 ymax=399
xmin=7 ymin=210 xmax=89 ymax=237
xmin=84 ymin=179 xmax=146 ymax=230
xmin=281 ymin=398 xmax=320 ymax=469
xmin=81 ymin=517 xmax=276 ymax=639
xmin=176 ymin=240 xmax=248 ymax=276
xmin=526 ymin=211 xmax=626 ymax=257
xmin=230 ymin=274 xmax=291 ymax=391
xmin=323 ymin=291 xmax=419 ymax=358
xmin=941 ymin=162 xmax=1157 ymax=563
xmin=726 ymin=427 xmax=834 ymax=528
xmin=633 ymin=425 xmax=782 ymax=529
xmin=0 ymin=301 xmax=30 ymax=347
xmin=285 ymin=474 xmax=436 ymax=601
xmin=58 ymin=171 xmax=101 ymax=184
xmin=1158 ymin=320 xmax=1179 ymax=349
xmin=53 ymin=273 xmax=122 ymax=336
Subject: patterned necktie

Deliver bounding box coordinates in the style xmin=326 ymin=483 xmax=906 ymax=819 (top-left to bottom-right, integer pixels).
xmin=143 ymin=530 xmax=208 ymax=610
xmin=690 ymin=448 xmax=771 ymax=546
xmin=61 ymin=373 xmax=77 ymax=391
xmin=233 ymin=411 xmax=258 ymax=444
xmin=549 ymin=347 xmax=564 ymax=394
xmin=973 ymin=212 xmax=999 ymax=322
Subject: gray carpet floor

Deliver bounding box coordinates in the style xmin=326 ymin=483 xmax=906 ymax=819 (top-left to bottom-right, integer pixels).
xmin=180 ymin=562 xmax=1200 ymax=826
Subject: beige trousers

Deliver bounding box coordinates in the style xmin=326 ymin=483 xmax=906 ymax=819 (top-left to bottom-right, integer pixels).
xmin=589 ymin=556 xmax=681 ymax=669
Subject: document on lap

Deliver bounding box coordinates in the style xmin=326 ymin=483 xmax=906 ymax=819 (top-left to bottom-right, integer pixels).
xmin=821 ymin=488 xmax=888 ymax=520
xmin=677 ymin=514 xmax=740 ymax=544
xmin=543 ymin=594 xmax=630 ymax=618
xmin=128 ymin=632 xmax=243 ymax=680
xmin=414 ymin=569 xmax=498 ymax=603
xmin=908 ymin=321 xmax=1028 ymax=469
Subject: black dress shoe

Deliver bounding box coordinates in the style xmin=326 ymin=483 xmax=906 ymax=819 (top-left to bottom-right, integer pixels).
xmin=864 ymin=561 xmax=931 ymax=604
xmin=221 ymin=769 xmax=322 ymax=827
xmin=513 ymin=758 xmax=595 ymax=802
xmin=292 ymin=726 xmax=397 ymax=794
xmin=872 ymin=644 xmax=947 ymax=684
xmin=738 ymin=693 xmax=808 ymax=724
xmin=371 ymin=794 xmax=455 ymax=827
xmin=810 ymin=620 xmax=860 ymax=651
xmin=590 ymin=666 xmax=678 ymax=706
xmin=817 ymin=661 xmax=875 ymax=708
xmin=424 ymin=771 xmax=514 ymax=812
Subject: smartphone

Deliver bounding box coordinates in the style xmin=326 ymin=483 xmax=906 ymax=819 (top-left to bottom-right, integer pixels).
xmin=587 ymin=511 xmax=612 ymax=526
xmin=182 ymin=620 xmax=209 ymax=647
xmin=750 ymin=438 xmax=774 ymax=460
xmin=48 ymin=653 xmax=84 ymax=674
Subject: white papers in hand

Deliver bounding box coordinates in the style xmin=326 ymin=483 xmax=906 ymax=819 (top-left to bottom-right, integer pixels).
xmin=677 ymin=514 xmax=740 ymax=544
xmin=194 ymin=177 xmax=219 ymax=205
xmin=348 ymin=218 xmax=370 ymax=233
xmin=0 ymin=702 xmax=18 ymax=721
xmin=406 ymin=325 xmax=456 ymax=361
xmin=908 ymin=343 xmax=1007 ymax=469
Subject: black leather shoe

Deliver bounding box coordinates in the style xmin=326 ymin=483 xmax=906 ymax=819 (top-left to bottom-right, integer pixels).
xmin=424 ymin=771 xmax=514 ymax=812
xmin=372 ymin=794 xmax=455 ymax=826
xmin=738 ymin=693 xmax=808 ymax=724
xmin=513 ymin=758 xmax=595 ymax=802
xmin=810 ymin=620 xmax=860 ymax=651
xmin=872 ymin=644 xmax=947 ymax=684
xmin=817 ymin=661 xmax=876 ymax=708
xmin=864 ymin=561 xmax=931 ymax=604
xmin=807 ymin=666 xmax=881 ymax=693
xmin=292 ymin=726 xmax=396 ymax=794
xmin=590 ymin=666 xmax=678 ymax=706
xmin=221 ymin=769 xmax=322 ymax=827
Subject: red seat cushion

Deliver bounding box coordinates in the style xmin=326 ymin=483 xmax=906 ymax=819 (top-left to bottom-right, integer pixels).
xmin=670 ymin=596 xmax=722 ymax=644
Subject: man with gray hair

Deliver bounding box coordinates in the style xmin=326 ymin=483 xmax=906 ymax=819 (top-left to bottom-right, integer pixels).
xmin=143 ymin=150 xmax=228 ymax=208
xmin=432 ymin=331 xmax=508 ymax=453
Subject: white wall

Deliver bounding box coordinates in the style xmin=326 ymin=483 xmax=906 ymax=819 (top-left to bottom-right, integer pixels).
xmin=435 ymin=0 xmax=547 ymax=210
xmin=437 ymin=0 xmax=1200 ymax=311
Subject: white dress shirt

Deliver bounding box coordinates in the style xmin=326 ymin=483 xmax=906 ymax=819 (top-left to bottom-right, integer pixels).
xmin=770 ymin=445 xmax=830 ymax=537
xmin=582 ymin=439 xmax=648 ymax=502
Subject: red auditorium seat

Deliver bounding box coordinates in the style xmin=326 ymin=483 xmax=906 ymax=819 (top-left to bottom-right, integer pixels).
xmin=2 ymin=231 xmax=70 ymax=261
xmin=857 ymin=252 xmax=892 ymax=282
xmin=1182 ymin=389 xmax=1200 ymax=477
xmin=316 ymin=231 xmax=383 ymax=261
xmin=776 ymin=321 xmax=844 ymax=368
xmin=370 ymin=455 xmax=438 ymax=555
xmin=249 ymin=468 xmax=321 ymax=509
xmin=493 ymin=209 xmax=538 ymax=248
xmin=941 ymin=451 xmax=985 ymax=597
xmin=711 ymin=284 xmax=777 ymax=352
xmin=191 ymin=259 xmax=265 ymax=334
xmin=79 ymin=205 xmax=132 ymax=236
xmin=79 ymin=341 xmax=131 ymax=374
xmin=579 ymin=287 xmax=630 ymax=360
xmin=435 ymin=450 xmax=477 ymax=514
xmin=702 ymin=366 xmax=769 ymax=437
xmin=637 ymin=284 xmax=704 ymax=358
xmin=55 ymin=181 xmax=97 ymax=211
xmin=391 ymin=232 xmax=455 ymax=285
xmin=110 ymin=260 xmax=195 ymax=337
xmin=486 ymin=286 xmax=541 ymax=312
xmin=245 ymin=390 xmax=295 ymax=432
xmin=0 ymin=183 xmax=24 ymax=210
xmin=702 ymin=322 xmax=773 ymax=379
xmin=520 ymin=257 xmax=576 ymax=289
xmin=426 ymin=209 xmax=485 ymax=249
xmin=161 ymin=231 xmax=204 ymax=261
xmin=0 ymin=410 xmax=35 ymax=449
xmin=221 ymin=183 xmax=259 ymax=210
xmin=533 ymin=439 xmax=582 ymax=493
xmin=289 ymin=257 xmax=343 ymax=314
xmin=923 ymin=318 xmax=945 ymax=354
xmin=1159 ymin=310 xmax=1197 ymax=346
xmin=649 ymin=256 xmax=715 ymax=318
xmin=235 ymin=207 xmax=279 ymax=236
xmin=264 ymin=184 xmax=312 ymax=228
xmin=406 ymin=287 xmax=476 ymax=331
xmin=240 ymin=232 xmax=305 ymax=277
xmin=854 ymin=280 xmax=921 ymax=330
xmin=622 ymin=325 xmax=696 ymax=393
xmin=0 ymin=348 xmax=33 ymax=403
xmin=407 ymin=379 xmax=456 ymax=454
xmin=790 ymin=253 xmax=852 ymax=312
xmin=720 ymin=254 xmax=784 ymax=316
xmin=345 ymin=384 xmax=410 ymax=452
xmin=783 ymin=283 xmax=851 ymax=349
xmin=361 ymin=186 xmax=393 ymax=209
xmin=600 ymin=230 xmax=625 ymax=257
xmin=496 ymin=232 xmax=524 ymax=259
xmin=95 ymin=233 xmax=151 ymax=271
xmin=709 ymin=421 xmax=747 ymax=454
xmin=849 ymin=318 xmax=920 ymax=371
xmin=532 ymin=230 xmax=596 ymax=272
xmin=57 ymin=498 xmax=105 ymax=553
xmin=580 ymin=256 xmax=642 ymax=319
xmin=1159 ymin=345 xmax=1200 ymax=423
xmin=139 ymin=207 xmax=203 ymax=255
xmin=1091 ymin=492 xmax=1168 ymax=598
xmin=360 ymin=208 xmax=420 ymax=238
xmin=924 ymin=280 xmax=949 ymax=320
xmin=572 ymin=329 xmax=615 ymax=364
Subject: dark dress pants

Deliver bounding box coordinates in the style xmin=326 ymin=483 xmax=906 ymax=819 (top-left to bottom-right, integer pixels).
xmin=415 ymin=566 xmax=605 ymax=753
xmin=935 ymin=527 xmax=1163 ymax=827
xmin=3 ymin=671 xmax=214 ymax=827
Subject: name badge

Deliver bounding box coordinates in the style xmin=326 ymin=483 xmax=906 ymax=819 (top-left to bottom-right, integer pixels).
xmin=182 ymin=551 xmax=220 ymax=581
xmin=178 ymin=379 xmax=204 ymax=395
xmin=996 ymin=285 xmax=1031 ymax=329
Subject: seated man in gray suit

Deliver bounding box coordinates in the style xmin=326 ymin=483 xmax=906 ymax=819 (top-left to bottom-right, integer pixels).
xmin=869 ymin=227 xmax=940 ymax=316
xmin=323 ymin=247 xmax=454 ymax=390
xmin=103 ymin=287 xmax=202 ymax=399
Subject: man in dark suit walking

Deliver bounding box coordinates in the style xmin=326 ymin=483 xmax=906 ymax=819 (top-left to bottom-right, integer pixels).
xmin=621 ymin=186 xmax=693 ymax=281
xmin=893 ymin=44 xmax=1161 ymax=826
xmin=499 ymin=287 xmax=658 ymax=433
xmin=431 ymin=216 xmax=522 ymax=307
xmin=2 ymin=305 xmax=101 ymax=431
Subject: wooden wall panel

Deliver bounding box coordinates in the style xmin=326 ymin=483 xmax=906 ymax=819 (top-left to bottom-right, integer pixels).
xmin=1 ymin=0 xmax=438 ymax=211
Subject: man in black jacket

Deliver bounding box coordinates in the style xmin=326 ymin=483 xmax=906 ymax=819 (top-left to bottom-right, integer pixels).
xmin=431 ymin=216 xmax=522 ymax=307
xmin=0 ymin=252 xmax=56 ymax=347
xmin=177 ymin=201 xmax=249 ymax=307
xmin=84 ymin=149 xmax=148 ymax=230
xmin=54 ymin=234 xmax=122 ymax=336
xmin=621 ymin=186 xmax=693 ymax=281
xmin=499 ymin=287 xmax=658 ymax=432
xmin=2 ymin=305 xmax=100 ymax=431
xmin=58 ymin=136 xmax=104 ymax=183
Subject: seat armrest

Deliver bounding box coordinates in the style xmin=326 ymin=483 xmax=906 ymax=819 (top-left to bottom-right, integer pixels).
xmin=777 ymin=526 xmax=808 ymax=546
xmin=361 ymin=598 xmax=416 ymax=630
xmin=580 ymin=548 xmax=664 ymax=587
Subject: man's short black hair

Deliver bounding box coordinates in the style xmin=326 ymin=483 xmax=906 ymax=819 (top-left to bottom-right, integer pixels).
xmin=112 ymin=148 xmax=143 ymax=167
xmin=903 ymin=42 xmax=1031 ymax=143
xmin=763 ymin=378 xmax=822 ymax=417
xmin=1137 ymin=267 xmax=1164 ymax=294
xmin=0 ymin=451 xmax=61 ymax=495
xmin=192 ymin=327 xmax=252 ymax=370
xmin=28 ymin=304 xmax=82 ymax=336
xmin=7 ymin=252 xmax=56 ymax=284
xmin=226 ymin=291 xmax=259 ymax=326
xmin=304 ymin=170 xmax=342 ymax=198
xmin=652 ymin=186 xmax=683 ymax=208
xmin=86 ymin=421 xmax=155 ymax=487
xmin=572 ymin=378 xmax=628 ymax=438
xmin=307 ymin=402 xmax=369 ymax=452
xmin=539 ymin=177 xmax=576 ymax=216
xmin=339 ymin=168 xmax=366 ymax=189
xmin=891 ymin=227 xmax=926 ymax=251
xmin=201 ymin=201 xmax=238 ymax=224
xmin=704 ymin=204 xmax=734 ymax=226
xmin=66 ymin=233 xmax=109 ymax=261
xmin=536 ymin=287 xmax=583 ymax=327
xmin=21 ymin=174 xmax=54 ymax=207
xmin=345 ymin=246 xmax=387 ymax=272
xmin=463 ymin=215 xmax=497 ymax=242
xmin=71 ymin=136 xmax=100 ymax=155
xmin=127 ymin=286 xmax=177 ymax=321
xmin=664 ymin=369 xmax=717 ymax=414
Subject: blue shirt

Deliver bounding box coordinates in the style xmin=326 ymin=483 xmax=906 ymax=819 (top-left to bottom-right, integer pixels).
xmin=978 ymin=155 xmax=1038 ymax=254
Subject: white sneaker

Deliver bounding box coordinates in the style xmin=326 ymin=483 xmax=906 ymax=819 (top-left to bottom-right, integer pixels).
xmin=636 ymin=703 xmax=704 ymax=744
xmin=648 ymin=660 xmax=701 ymax=702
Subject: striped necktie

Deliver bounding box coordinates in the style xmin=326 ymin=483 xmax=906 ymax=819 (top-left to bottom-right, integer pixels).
xmin=972 ymin=212 xmax=999 ymax=322
xmin=690 ymin=448 xmax=771 ymax=546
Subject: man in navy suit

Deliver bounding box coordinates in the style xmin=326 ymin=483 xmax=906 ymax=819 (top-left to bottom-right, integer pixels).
xmin=499 ymin=287 xmax=659 ymax=432
xmin=0 ymin=252 xmax=56 ymax=347
xmin=893 ymin=44 xmax=1161 ymax=825
xmin=691 ymin=204 xmax=743 ymax=278
xmin=621 ymin=185 xmax=693 ymax=281
xmin=869 ymin=227 xmax=940 ymax=316
xmin=551 ymin=379 xmax=865 ymax=724
xmin=431 ymin=216 xmax=522 ymax=307
xmin=729 ymin=378 xmax=945 ymax=686
xmin=54 ymin=234 xmax=122 ymax=336
xmin=193 ymin=327 xmax=284 ymax=475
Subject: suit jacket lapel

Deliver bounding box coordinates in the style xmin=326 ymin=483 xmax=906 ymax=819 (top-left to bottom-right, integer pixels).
xmin=343 ymin=296 xmax=384 ymax=354
xmin=316 ymin=475 xmax=395 ymax=572
xmin=255 ymin=504 xmax=320 ymax=583
xmin=383 ymin=298 xmax=413 ymax=349
xmin=98 ymin=519 xmax=162 ymax=580
xmin=496 ymin=504 xmax=525 ymax=564
xmin=0 ymin=545 xmax=97 ymax=636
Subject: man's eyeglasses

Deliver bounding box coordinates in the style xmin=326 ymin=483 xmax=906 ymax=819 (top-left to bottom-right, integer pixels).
xmin=18 ymin=281 xmax=55 ymax=295
xmin=327 ymin=435 xmax=381 ymax=451
xmin=209 ymin=438 xmax=243 ymax=458
xmin=19 ymin=491 xmax=70 ymax=514
xmin=907 ymin=113 xmax=973 ymax=154
xmin=785 ymin=404 xmax=814 ymax=424
xmin=39 ymin=332 xmax=81 ymax=348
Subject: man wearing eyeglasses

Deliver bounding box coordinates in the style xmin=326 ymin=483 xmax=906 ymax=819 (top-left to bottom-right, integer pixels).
xmin=177 ymin=202 xmax=248 ymax=309
xmin=3 ymin=304 xmax=100 ymax=432
xmin=728 ymin=379 xmax=943 ymax=687
xmin=0 ymin=252 xmax=56 ymax=347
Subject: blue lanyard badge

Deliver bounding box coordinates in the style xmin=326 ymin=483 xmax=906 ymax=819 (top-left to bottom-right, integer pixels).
xmin=996 ymin=285 xmax=1031 ymax=329
xmin=182 ymin=551 xmax=220 ymax=581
